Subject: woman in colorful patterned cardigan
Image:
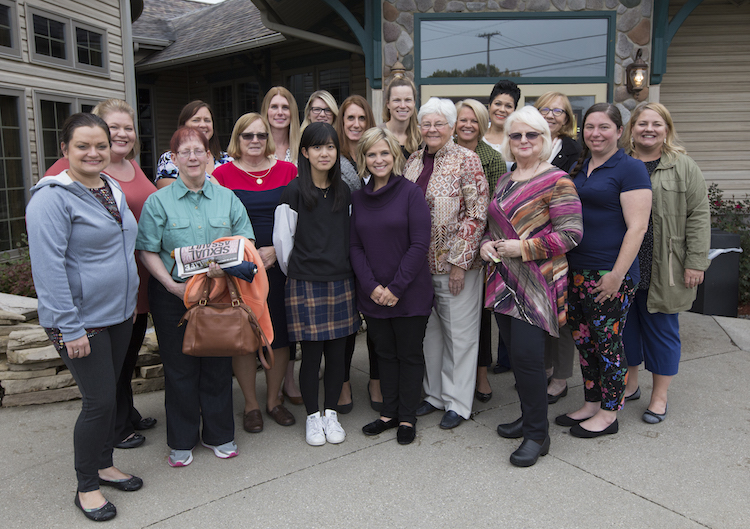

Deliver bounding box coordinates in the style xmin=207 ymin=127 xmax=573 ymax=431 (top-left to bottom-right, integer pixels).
xmin=481 ymin=106 xmax=583 ymax=467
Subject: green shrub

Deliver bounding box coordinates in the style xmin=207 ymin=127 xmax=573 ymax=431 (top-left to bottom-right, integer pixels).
xmin=0 ymin=234 xmax=36 ymax=298
xmin=708 ymin=183 xmax=750 ymax=304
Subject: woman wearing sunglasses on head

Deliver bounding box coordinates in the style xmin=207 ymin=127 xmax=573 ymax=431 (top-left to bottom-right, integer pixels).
xmin=213 ymin=114 xmax=298 ymax=434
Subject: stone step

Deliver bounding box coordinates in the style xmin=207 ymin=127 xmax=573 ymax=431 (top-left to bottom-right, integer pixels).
xmin=1 ymin=372 xmax=75 ymax=395
xmin=1 ymin=385 xmax=81 ymax=407
xmin=7 ymin=344 xmax=59 ymax=364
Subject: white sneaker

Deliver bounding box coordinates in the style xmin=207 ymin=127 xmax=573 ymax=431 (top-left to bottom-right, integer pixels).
xmin=323 ymin=409 xmax=346 ymax=444
xmin=306 ymin=412 xmax=326 ymax=446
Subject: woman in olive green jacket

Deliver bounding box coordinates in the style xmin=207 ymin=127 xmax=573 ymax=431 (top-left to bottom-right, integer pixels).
xmin=621 ymin=103 xmax=710 ymax=424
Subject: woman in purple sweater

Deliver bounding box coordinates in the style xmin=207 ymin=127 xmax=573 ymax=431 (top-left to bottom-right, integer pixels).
xmin=350 ymin=128 xmax=433 ymax=445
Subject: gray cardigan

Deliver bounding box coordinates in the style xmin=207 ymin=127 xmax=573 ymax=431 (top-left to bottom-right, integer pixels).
xmin=27 ymin=171 xmax=139 ymax=341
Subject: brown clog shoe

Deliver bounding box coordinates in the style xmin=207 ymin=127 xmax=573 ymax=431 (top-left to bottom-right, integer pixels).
xmin=243 ymin=409 xmax=263 ymax=433
xmin=267 ymin=404 xmax=296 ymax=426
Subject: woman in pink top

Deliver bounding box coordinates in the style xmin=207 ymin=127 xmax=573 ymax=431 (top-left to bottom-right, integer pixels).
xmin=45 ymin=99 xmax=158 ymax=450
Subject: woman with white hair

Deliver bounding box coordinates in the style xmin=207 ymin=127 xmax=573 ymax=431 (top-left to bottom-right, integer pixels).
xmin=403 ymin=97 xmax=489 ymax=430
xmin=481 ymin=106 xmax=583 ymax=466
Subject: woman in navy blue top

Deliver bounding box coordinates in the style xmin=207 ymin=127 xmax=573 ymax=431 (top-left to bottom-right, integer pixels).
xmin=556 ymin=103 xmax=651 ymax=439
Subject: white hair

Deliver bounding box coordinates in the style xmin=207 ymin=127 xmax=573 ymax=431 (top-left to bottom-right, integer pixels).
xmin=418 ymin=97 xmax=457 ymax=127
xmin=500 ymin=105 xmax=553 ymax=163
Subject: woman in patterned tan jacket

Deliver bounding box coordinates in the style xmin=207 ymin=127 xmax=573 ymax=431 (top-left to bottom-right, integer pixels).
xmin=403 ymin=97 xmax=489 ymax=431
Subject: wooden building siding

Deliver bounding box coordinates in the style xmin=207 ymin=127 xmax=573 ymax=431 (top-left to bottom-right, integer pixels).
xmin=659 ymin=0 xmax=750 ymax=196
xmin=0 ymin=0 xmax=128 ymax=182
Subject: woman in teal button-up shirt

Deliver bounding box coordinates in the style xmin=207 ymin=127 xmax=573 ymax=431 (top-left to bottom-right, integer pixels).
xmin=137 ymin=127 xmax=255 ymax=467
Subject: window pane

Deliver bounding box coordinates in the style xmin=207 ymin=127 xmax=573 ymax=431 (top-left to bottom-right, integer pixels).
xmin=319 ymin=67 xmax=350 ymax=104
xmin=238 ymin=83 xmax=260 ymax=115
xmin=212 ymin=85 xmax=233 ymax=150
xmin=0 ymin=96 xmax=23 ymax=194
xmin=137 ymin=88 xmax=156 ymax=181
xmin=420 ymin=18 xmax=608 ymax=79
xmin=0 ymin=5 xmax=11 ymax=48
xmin=76 ymin=28 xmax=103 ymax=67
xmin=8 ymin=189 xmax=24 ymax=218
xmin=33 ymin=15 xmax=66 ymax=60
xmin=40 ymin=100 xmax=70 ymax=170
xmin=0 ymin=95 xmax=18 ymax=127
xmin=10 ymin=218 xmax=25 ymax=249
xmin=5 ymin=159 xmax=22 ymax=188
xmin=288 ymin=73 xmax=314 ymax=123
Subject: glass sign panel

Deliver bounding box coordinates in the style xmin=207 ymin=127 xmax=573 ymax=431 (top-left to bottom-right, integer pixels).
xmin=420 ymin=18 xmax=609 ymax=79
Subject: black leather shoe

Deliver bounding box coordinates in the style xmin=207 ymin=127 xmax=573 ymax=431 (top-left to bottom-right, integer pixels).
xmin=570 ymin=419 xmax=619 ymax=438
xmin=98 ymin=475 xmax=143 ymax=492
xmin=74 ymin=494 xmax=117 ymax=522
xmin=493 ymin=364 xmax=511 ymax=374
xmin=475 ymin=389 xmax=492 ymax=403
xmin=547 ymin=385 xmax=568 ymax=404
xmin=496 ymin=416 xmax=523 ymax=439
xmin=368 ymin=384 xmax=383 ymax=412
xmin=415 ymin=400 xmax=439 ymax=417
xmin=510 ymin=436 xmax=550 ymax=467
xmin=554 ymin=414 xmax=587 ymax=427
xmin=134 ymin=417 xmax=157 ymax=430
xmin=115 ymin=433 xmax=145 ymax=449
xmin=624 ymin=387 xmax=641 ymax=402
xmin=642 ymin=404 xmax=667 ymax=424
xmin=336 ymin=401 xmax=354 ymax=414
xmin=397 ymin=425 xmax=416 ymax=445
xmin=439 ymin=410 xmax=463 ymax=429
xmin=362 ymin=418 xmax=398 ymax=436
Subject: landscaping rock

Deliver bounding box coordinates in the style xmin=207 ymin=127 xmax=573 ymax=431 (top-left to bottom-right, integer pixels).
xmin=1 ymin=372 xmax=75 ymax=395
xmin=140 ymin=364 xmax=164 ymax=379
xmin=136 ymin=351 xmax=162 ymax=367
xmin=0 ymin=362 xmax=57 ymax=380
xmin=7 ymin=344 xmax=59 ymax=364
xmin=0 ymin=323 xmax=40 ymax=337
xmin=1 ymin=385 xmax=81 ymax=407
xmin=7 ymin=328 xmax=50 ymax=351
xmin=7 ymin=358 xmax=64 ymax=371
xmin=0 ymin=293 xmax=38 ymax=319
xmin=132 ymin=377 xmax=165 ymax=394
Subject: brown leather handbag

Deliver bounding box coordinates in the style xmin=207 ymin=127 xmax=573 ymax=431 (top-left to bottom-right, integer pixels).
xmin=179 ymin=275 xmax=274 ymax=368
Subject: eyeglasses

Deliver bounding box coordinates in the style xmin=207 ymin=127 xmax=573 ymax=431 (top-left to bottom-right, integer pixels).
xmin=508 ymin=131 xmax=541 ymax=141
xmin=420 ymin=121 xmax=449 ymax=131
xmin=240 ymin=132 xmax=268 ymax=141
xmin=310 ymin=107 xmax=333 ymax=116
xmin=539 ymin=107 xmax=566 ymax=117
xmin=176 ymin=148 xmax=207 ymax=159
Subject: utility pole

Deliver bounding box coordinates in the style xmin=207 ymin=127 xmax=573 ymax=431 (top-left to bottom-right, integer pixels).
xmin=477 ymin=32 xmax=501 ymax=76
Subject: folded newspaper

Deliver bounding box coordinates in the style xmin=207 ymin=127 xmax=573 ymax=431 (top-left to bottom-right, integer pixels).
xmin=174 ymin=239 xmax=245 ymax=278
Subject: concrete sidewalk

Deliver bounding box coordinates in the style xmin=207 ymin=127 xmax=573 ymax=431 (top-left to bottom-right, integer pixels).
xmin=1 ymin=311 xmax=748 ymax=528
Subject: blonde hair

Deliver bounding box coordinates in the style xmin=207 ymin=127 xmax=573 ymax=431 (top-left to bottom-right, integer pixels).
xmin=534 ymin=91 xmax=577 ymax=139
xmin=500 ymin=106 xmax=553 ymax=163
xmin=261 ymin=87 xmax=300 ymax=164
xmin=356 ymin=127 xmax=405 ymax=180
xmin=301 ymin=90 xmax=339 ymax=131
xmin=226 ymin=113 xmax=275 ymax=160
xmin=92 ymin=98 xmax=139 ymax=159
xmin=382 ymin=75 xmax=421 ymax=154
xmin=455 ymin=99 xmax=489 ymax=140
xmin=622 ymin=102 xmax=687 ymax=162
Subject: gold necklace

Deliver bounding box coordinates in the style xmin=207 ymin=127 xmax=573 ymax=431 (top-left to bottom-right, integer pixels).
xmin=320 ymin=186 xmax=330 ymax=198
xmin=238 ymin=160 xmax=272 ymax=184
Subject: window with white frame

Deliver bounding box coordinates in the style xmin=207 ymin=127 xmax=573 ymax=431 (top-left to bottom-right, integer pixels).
xmin=0 ymin=0 xmax=21 ymax=58
xmin=0 ymin=90 xmax=29 ymax=251
xmin=27 ymin=6 xmax=108 ymax=74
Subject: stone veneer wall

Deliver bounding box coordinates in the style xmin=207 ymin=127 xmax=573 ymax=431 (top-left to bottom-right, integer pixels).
xmin=382 ymin=0 xmax=654 ymax=123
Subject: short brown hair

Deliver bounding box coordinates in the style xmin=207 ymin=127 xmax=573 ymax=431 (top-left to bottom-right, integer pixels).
xmin=226 ymin=113 xmax=275 ymax=159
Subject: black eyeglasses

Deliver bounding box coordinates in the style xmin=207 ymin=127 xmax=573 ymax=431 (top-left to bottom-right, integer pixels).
xmin=310 ymin=107 xmax=333 ymax=116
xmin=508 ymin=131 xmax=541 ymax=141
xmin=240 ymin=132 xmax=268 ymax=141
xmin=539 ymin=107 xmax=566 ymax=117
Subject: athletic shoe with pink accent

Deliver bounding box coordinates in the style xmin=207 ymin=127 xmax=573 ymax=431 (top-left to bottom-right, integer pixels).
xmin=168 ymin=449 xmax=193 ymax=467
xmin=202 ymin=440 xmax=238 ymax=459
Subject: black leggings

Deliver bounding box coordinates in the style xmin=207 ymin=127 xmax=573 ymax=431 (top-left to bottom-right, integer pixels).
xmin=300 ymin=337 xmax=347 ymax=415
xmin=59 ymin=319 xmax=133 ymax=492
xmin=114 ymin=312 xmax=148 ymax=442
xmin=343 ymin=332 xmax=379 ymax=382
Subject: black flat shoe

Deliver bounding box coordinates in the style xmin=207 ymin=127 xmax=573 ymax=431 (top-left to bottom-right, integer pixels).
xmin=554 ymin=414 xmax=587 ymax=427
xmin=439 ymin=410 xmax=463 ymax=429
xmin=493 ymin=364 xmax=511 ymax=374
xmin=570 ymin=419 xmax=619 ymax=438
xmin=547 ymin=385 xmax=568 ymax=404
xmin=115 ymin=433 xmax=145 ymax=449
xmin=397 ymin=425 xmax=416 ymax=445
xmin=98 ymin=475 xmax=143 ymax=492
xmin=368 ymin=384 xmax=383 ymax=412
xmin=415 ymin=400 xmax=439 ymax=417
xmin=134 ymin=417 xmax=157 ymax=430
xmin=510 ymin=436 xmax=550 ymax=467
xmin=496 ymin=417 xmax=523 ymax=439
xmin=475 ymin=389 xmax=492 ymax=403
xmin=362 ymin=418 xmax=398 ymax=436
xmin=642 ymin=404 xmax=667 ymax=424
xmin=74 ymin=494 xmax=117 ymax=522
xmin=624 ymin=387 xmax=641 ymax=402
xmin=336 ymin=401 xmax=353 ymax=415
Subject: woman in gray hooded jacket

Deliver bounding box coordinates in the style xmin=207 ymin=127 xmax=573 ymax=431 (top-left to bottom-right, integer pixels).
xmin=26 ymin=113 xmax=141 ymax=522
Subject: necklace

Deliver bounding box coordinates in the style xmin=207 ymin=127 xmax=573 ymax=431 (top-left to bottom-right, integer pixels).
xmin=237 ymin=160 xmax=272 ymax=185
xmin=320 ymin=186 xmax=330 ymax=199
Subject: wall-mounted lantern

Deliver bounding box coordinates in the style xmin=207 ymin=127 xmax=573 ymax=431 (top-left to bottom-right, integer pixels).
xmin=626 ymin=49 xmax=649 ymax=100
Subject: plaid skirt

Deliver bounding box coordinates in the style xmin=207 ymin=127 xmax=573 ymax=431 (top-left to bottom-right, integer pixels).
xmin=285 ymin=277 xmax=360 ymax=342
